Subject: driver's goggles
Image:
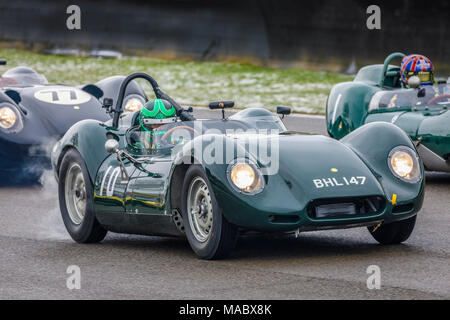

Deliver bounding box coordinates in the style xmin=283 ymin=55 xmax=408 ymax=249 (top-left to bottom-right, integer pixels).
xmin=143 ymin=117 xmax=176 ymax=125
xmin=407 ymin=71 xmax=433 ymax=83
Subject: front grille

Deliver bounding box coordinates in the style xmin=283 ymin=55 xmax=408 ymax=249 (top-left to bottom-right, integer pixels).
xmin=307 ymin=196 xmax=386 ymax=219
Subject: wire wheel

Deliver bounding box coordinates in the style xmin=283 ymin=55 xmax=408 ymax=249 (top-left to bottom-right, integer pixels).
xmin=64 ymin=163 xmax=87 ymax=225
xmin=187 ymin=176 xmax=214 ymax=243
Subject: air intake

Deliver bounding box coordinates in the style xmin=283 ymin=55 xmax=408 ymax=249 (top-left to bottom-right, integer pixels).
xmin=307 ymin=196 xmax=386 ymax=219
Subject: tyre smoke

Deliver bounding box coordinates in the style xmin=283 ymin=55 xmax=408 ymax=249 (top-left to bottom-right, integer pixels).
xmin=33 ymin=169 xmax=70 ymax=240
xmin=26 ymin=139 xmax=71 ymax=241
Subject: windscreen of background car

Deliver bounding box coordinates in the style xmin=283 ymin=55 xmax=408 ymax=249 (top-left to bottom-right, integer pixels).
xmin=2 ymin=67 xmax=48 ymax=86
xmin=377 ymin=83 xmax=450 ymax=109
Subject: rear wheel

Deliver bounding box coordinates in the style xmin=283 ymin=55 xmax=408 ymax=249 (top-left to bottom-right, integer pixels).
xmin=59 ymin=149 xmax=107 ymax=243
xmin=368 ymin=215 xmax=416 ymax=245
xmin=181 ymin=165 xmax=238 ymax=260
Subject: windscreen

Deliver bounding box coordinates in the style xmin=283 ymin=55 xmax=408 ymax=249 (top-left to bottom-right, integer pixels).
xmin=373 ymin=83 xmax=450 ymax=109
xmin=125 ymin=119 xmax=281 ymax=154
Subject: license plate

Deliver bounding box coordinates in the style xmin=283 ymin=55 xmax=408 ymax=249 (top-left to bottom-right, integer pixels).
xmin=315 ymin=203 xmax=356 ymax=218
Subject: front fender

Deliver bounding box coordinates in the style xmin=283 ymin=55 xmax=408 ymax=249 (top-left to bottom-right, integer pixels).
xmin=52 ymin=119 xmax=114 ymax=182
xmin=326 ymin=82 xmax=379 ymax=139
xmin=341 ymin=122 xmax=425 ymax=207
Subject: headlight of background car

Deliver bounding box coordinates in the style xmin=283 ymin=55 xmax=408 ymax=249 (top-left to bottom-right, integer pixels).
xmin=227 ymin=159 xmax=264 ymax=194
xmin=388 ymin=146 xmax=421 ymax=183
xmin=0 ymin=103 xmax=23 ymax=132
xmin=123 ymin=94 xmax=145 ymax=112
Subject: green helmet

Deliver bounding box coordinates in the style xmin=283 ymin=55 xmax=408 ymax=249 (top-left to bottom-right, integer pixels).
xmin=139 ymin=98 xmax=176 ymax=129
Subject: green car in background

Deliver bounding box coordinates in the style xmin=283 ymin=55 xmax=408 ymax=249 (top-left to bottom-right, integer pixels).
xmin=52 ymin=72 xmax=424 ymax=260
xmin=326 ymin=52 xmax=450 ymax=172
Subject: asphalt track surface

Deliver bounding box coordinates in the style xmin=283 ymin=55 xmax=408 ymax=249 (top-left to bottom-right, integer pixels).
xmin=0 ymin=108 xmax=449 ymax=299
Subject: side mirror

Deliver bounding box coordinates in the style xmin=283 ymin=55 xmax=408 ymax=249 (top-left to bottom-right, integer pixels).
xmin=276 ymin=106 xmax=291 ymax=116
xmin=0 ymin=60 xmax=6 ymax=66
xmin=208 ymin=101 xmax=234 ymax=110
xmin=209 ymin=100 xmax=234 ymax=120
xmin=408 ymin=76 xmax=421 ymax=89
xmin=102 ymin=98 xmax=114 ymax=113
xmin=277 ymin=106 xmax=291 ymax=120
xmin=105 ymin=139 xmax=119 ymax=154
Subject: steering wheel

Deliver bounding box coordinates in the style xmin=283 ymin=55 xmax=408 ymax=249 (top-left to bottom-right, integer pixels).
xmin=379 ymin=52 xmax=406 ymax=87
xmin=428 ymin=94 xmax=450 ymax=105
xmin=160 ymin=126 xmax=199 ymax=143
xmin=112 ymin=72 xmax=195 ymax=128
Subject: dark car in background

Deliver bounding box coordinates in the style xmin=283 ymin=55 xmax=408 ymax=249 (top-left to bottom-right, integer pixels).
xmin=0 ymin=59 xmax=147 ymax=183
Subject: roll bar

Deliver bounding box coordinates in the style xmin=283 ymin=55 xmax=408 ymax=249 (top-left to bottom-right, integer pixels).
xmin=379 ymin=52 xmax=406 ymax=87
xmin=112 ymin=72 xmax=195 ymax=128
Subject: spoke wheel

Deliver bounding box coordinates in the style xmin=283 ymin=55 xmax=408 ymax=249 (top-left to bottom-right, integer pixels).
xmin=187 ymin=177 xmax=214 ymax=242
xmin=64 ymin=163 xmax=86 ymax=225
xmin=59 ymin=149 xmax=107 ymax=243
xmin=181 ymin=165 xmax=238 ymax=260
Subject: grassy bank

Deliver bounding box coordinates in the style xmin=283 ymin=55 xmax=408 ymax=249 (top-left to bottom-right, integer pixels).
xmin=0 ymin=49 xmax=352 ymax=114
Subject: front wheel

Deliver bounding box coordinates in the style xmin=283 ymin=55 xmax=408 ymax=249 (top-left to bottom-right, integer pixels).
xmin=368 ymin=215 xmax=416 ymax=245
xmin=181 ymin=165 xmax=238 ymax=260
xmin=58 ymin=149 xmax=107 ymax=243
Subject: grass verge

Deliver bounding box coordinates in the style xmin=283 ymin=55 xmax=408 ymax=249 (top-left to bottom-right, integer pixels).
xmin=0 ymin=49 xmax=353 ymax=114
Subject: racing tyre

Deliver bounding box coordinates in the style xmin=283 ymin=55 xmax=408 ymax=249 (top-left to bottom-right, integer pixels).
xmin=181 ymin=165 xmax=238 ymax=260
xmin=58 ymin=149 xmax=107 ymax=243
xmin=368 ymin=215 xmax=416 ymax=245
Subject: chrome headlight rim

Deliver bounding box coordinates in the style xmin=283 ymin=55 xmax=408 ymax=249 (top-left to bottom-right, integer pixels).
xmin=387 ymin=146 xmax=421 ymax=183
xmin=123 ymin=94 xmax=146 ymax=113
xmin=226 ymin=158 xmax=265 ymax=195
xmin=0 ymin=102 xmax=23 ymax=133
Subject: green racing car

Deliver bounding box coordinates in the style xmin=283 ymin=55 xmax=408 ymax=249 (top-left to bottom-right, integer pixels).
xmin=52 ymin=72 xmax=425 ymax=259
xmin=327 ymin=52 xmax=450 ymax=172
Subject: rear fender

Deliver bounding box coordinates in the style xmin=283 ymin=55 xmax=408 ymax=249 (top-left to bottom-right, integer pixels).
xmin=417 ymin=110 xmax=450 ymax=159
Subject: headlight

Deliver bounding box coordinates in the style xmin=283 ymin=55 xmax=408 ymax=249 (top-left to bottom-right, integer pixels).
xmin=0 ymin=106 xmax=17 ymax=129
xmin=227 ymin=159 xmax=264 ymax=194
xmin=388 ymin=146 xmax=421 ymax=183
xmin=0 ymin=103 xmax=22 ymax=132
xmin=123 ymin=95 xmax=145 ymax=112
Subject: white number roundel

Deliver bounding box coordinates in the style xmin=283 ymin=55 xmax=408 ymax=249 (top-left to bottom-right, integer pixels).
xmin=34 ymin=87 xmax=91 ymax=105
